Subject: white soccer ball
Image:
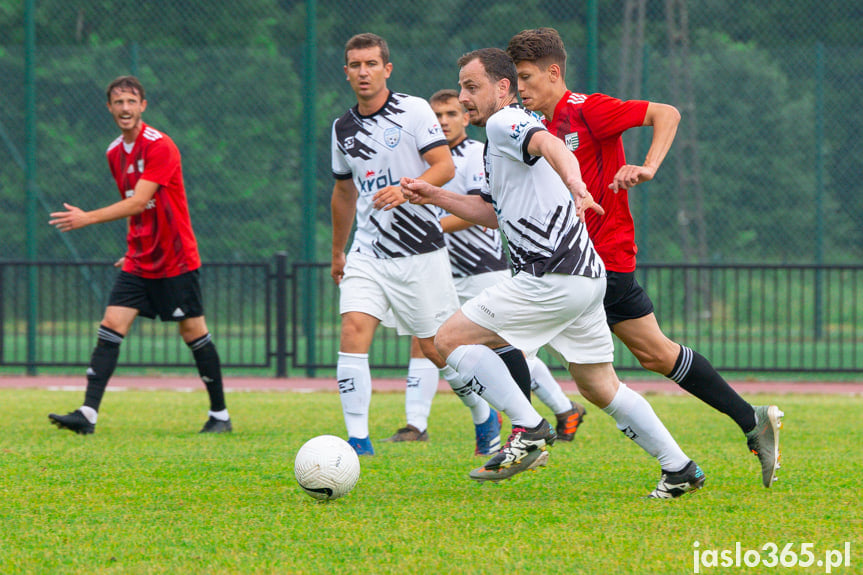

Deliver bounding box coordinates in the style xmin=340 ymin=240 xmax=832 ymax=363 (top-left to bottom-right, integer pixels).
xmin=294 ymin=435 xmax=361 ymax=501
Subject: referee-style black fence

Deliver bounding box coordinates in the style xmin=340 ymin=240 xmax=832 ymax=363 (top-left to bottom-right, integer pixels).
xmin=1 ymin=256 xmax=861 ymax=377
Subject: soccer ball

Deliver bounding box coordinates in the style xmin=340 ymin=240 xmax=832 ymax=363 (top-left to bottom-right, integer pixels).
xmin=294 ymin=435 xmax=361 ymax=501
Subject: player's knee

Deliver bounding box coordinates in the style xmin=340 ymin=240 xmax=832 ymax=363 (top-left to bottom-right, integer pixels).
xmin=433 ymin=326 xmax=458 ymax=360
xmin=635 ymin=347 xmax=677 ymax=374
xmin=339 ymin=314 xmax=375 ymax=351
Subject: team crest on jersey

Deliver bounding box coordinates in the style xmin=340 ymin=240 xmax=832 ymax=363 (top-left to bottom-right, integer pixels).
xmin=565 ymin=132 xmax=579 ymax=151
xmin=137 ymin=159 xmax=145 ymax=172
xmin=344 ymin=136 xmax=355 ymax=150
xmin=384 ymin=127 xmax=401 ymax=149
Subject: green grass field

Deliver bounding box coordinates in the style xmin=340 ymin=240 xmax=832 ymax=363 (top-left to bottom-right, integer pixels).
xmin=0 ymin=389 xmax=860 ymax=575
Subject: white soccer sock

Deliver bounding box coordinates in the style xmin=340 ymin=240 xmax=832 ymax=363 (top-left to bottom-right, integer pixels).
xmin=404 ymin=357 xmax=438 ymax=432
xmin=447 ymin=344 xmax=542 ymax=429
xmin=79 ymin=405 xmax=98 ymax=424
xmin=601 ymin=383 xmax=690 ymax=472
xmin=527 ymin=356 xmax=572 ymax=415
xmin=209 ymin=409 xmax=230 ymax=421
xmin=441 ymin=364 xmax=491 ymax=424
xmin=337 ymin=351 xmax=372 ymax=439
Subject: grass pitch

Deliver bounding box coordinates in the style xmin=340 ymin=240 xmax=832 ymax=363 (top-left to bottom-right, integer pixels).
xmin=0 ymin=388 xmax=860 ymax=574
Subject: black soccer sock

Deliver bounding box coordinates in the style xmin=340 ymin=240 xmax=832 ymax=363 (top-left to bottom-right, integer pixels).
xmin=188 ymin=333 xmax=227 ymax=412
xmin=493 ymin=345 xmax=532 ymax=402
xmin=83 ymin=325 xmax=123 ymax=411
xmin=667 ymin=346 xmax=757 ymax=433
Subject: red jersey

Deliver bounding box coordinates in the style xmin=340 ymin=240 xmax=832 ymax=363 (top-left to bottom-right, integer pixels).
xmin=544 ymin=91 xmax=648 ymax=272
xmin=105 ymin=123 xmax=201 ymax=278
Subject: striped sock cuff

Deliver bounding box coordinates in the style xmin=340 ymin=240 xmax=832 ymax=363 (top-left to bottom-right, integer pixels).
xmin=667 ymin=346 xmax=694 ymax=383
xmin=187 ymin=333 xmax=212 ymax=351
xmin=97 ymin=325 xmax=124 ymax=346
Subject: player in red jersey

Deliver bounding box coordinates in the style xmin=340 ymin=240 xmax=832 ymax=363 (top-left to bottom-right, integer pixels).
xmin=47 ymin=76 xmax=231 ymax=435
xmin=507 ymin=28 xmax=783 ymax=488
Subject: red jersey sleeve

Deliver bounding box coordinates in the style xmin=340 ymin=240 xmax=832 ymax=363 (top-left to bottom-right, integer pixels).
xmin=581 ymin=94 xmax=649 ymax=141
xmin=140 ymin=137 xmax=180 ymax=186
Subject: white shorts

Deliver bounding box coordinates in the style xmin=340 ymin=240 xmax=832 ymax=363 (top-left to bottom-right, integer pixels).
xmin=340 ymin=250 xmax=459 ymax=338
xmin=461 ymin=272 xmax=614 ymax=364
xmin=453 ymin=270 xmax=511 ymax=305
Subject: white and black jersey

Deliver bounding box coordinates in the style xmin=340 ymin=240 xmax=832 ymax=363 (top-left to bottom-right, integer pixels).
xmin=332 ymin=91 xmax=448 ymax=258
xmin=481 ymin=104 xmax=604 ymax=279
xmin=440 ymin=138 xmax=509 ymax=278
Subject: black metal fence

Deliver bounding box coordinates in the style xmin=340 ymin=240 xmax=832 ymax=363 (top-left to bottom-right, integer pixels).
xmin=2 ymin=256 xmax=862 ymax=376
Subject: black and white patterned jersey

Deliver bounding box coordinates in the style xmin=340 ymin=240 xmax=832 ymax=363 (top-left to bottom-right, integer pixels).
xmin=332 ymin=91 xmax=449 ymax=258
xmin=481 ymin=104 xmax=605 ymax=279
xmin=439 ymin=138 xmax=509 ymax=278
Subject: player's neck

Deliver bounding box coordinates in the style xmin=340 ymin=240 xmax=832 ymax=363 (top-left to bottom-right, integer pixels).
xmin=448 ymin=135 xmax=467 ymax=149
xmin=540 ymin=86 xmax=569 ymax=121
xmin=356 ymin=89 xmax=390 ymax=116
xmin=121 ymin=123 xmax=143 ymax=145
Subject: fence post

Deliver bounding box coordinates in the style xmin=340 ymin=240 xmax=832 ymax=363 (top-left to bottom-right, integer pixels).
xmin=814 ymin=42 xmax=825 ymax=340
xmin=25 ymin=0 xmax=38 ymax=376
xmin=274 ymin=252 xmax=288 ymax=377
xmin=0 ymin=264 xmax=4 ymax=364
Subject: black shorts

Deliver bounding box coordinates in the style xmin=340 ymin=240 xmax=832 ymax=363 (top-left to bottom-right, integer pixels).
xmin=603 ymin=270 xmax=654 ymax=326
xmin=108 ymin=270 xmax=205 ymax=321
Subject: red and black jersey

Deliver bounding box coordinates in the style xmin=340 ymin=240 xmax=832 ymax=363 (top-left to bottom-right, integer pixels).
xmin=105 ymin=123 xmax=200 ymax=278
xmin=544 ymin=91 xmax=648 ymax=273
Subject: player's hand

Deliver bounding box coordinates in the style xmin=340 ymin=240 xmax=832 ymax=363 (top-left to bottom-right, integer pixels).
xmin=400 ymin=177 xmax=434 ymax=205
xmin=48 ymin=203 xmax=91 ymax=232
xmin=331 ymin=252 xmax=347 ymax=285
xmin=583 ymin=191 xmax=605 ymax=218
xmin=372 ymin=185 xmax=407 ymax=211
xmin=113 ymin=256 xmax=125 ymax=268
xmin=568 ymin=180 xmax=604 ymax=222
xmin=610 ymin=164 xmax=656 ymax=192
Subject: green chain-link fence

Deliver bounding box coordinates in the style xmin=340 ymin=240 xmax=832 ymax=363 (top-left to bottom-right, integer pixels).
xmin=2 ymin=0 xmax=861 ymax=266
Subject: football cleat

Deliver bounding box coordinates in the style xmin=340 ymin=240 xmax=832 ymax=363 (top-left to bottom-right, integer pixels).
xmin=200 ymin=416 xmax=233 ymax=434
xmin=646 ymin=460 xmax=706 ymax=499
xmin=381 ymin=424 xmax=428 ymax=442
xmin=746 ymin=405 xmax=784 ymax=487
xmin=48 ymin=410 xmax=95 ymax=435
xmin=555 ymin=401 xmax=587 ymax=442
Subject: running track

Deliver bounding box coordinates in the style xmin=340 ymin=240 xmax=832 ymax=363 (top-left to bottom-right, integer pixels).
xmin=2 ymin=375 xmax=861 ymax=395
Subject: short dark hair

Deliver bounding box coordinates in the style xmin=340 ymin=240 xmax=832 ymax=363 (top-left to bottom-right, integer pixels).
xmin=506 ymin=27 xmax=568 ymax=79
xmin=106 ymin=75 xmax=145 ymax=102
xmin=457 ymin=48 xmax=517 ymax=97
xmin=344 ymin=33 xmax=390 ymax=65
xmin=429 ymin=89 xmax=460 ymax=105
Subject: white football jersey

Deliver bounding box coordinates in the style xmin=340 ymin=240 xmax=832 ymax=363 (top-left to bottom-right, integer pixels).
xmin=481 ymin=104 xmax=604 ymax=278
xmin=440 ymin=138 xmax=509 ymax=278
xmin=332 ymin=92 xmax=448 ymax=258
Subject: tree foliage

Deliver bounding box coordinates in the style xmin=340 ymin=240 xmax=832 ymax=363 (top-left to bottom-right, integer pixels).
xmin=1 ymin=0 xmax=860 ymax=263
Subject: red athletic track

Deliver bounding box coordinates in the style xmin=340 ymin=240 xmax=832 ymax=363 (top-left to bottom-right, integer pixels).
xmin=2 ymin=375 xmax=861 ymax=395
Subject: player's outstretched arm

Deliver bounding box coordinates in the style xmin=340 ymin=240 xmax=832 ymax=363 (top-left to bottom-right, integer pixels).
xmin=373 ymin=145 xmax=455 ymax=212
xmin=49 ymin=180 xmax=159 ymax=232
xmin=401 ymin=177 xmax=497 ymax=229
xmin=440 ymin=214 xmax=475 ymax=234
